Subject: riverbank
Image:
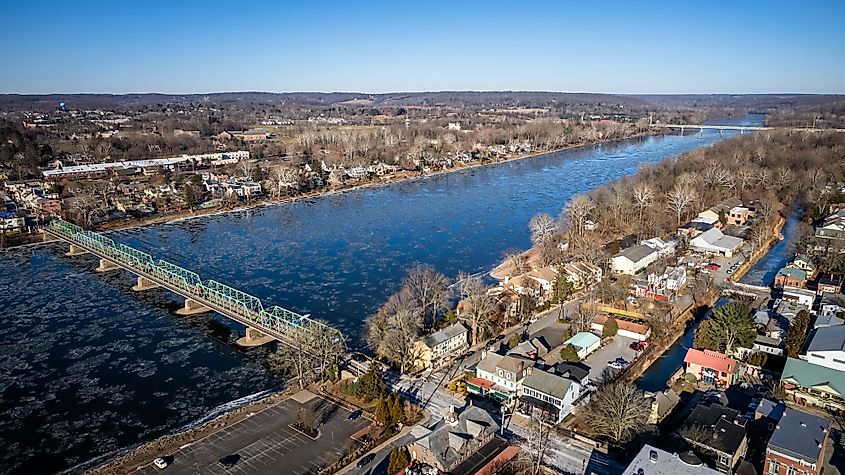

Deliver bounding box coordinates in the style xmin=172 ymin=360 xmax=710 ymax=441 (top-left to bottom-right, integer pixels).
xmin=14 ymin=129 xmax=658 ymax=245
xmin=87 ymin=387 xmax=293 ymax=475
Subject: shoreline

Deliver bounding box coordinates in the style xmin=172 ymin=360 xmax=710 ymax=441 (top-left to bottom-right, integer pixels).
xmin=7 ymin=129 xmax=662 ymax=248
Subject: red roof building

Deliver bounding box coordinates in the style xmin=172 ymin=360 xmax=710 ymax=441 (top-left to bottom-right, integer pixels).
xmin=683 ymin=348 xmax=738 ymax=387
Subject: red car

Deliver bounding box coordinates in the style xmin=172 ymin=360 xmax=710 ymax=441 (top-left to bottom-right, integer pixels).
xmin=705 ymin=263 xmax=720 ymax=271
xmin=629 ymin=341 xmax=651 ymax=352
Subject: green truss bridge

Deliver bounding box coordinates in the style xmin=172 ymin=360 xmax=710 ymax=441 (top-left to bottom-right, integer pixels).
xmin=44 ymin=219 xmax=345 ymax=351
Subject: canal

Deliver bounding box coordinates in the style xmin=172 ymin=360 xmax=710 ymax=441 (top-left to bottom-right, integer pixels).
xmin=0 ymin=115 xmax=763 ymax=473
xmin=637 ymin=198 xmax=804 ymax=392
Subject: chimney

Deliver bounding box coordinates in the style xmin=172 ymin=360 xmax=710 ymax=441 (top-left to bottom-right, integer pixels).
xmin=649 ymin=450 xmax=658 ymax=463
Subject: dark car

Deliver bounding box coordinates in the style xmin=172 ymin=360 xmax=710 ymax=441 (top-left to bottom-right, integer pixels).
xmin=218 ymin=454 xmax=241 ymax=468
xmin=347 ymin=409 xmax=363 ymax=421
xmin=357 ymin=453 xmax=376 ymax=468
xmin=465 ymin=350 xmax=475 ymax=358
xmin=629 ymin=342 xmax=643 ymax=351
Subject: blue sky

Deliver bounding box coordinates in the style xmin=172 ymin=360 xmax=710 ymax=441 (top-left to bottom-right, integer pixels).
xmin=2 ymin=0 xmax=844 ymax=94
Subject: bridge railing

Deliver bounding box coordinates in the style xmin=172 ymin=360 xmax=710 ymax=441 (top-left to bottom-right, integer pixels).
xmin=44 ymin=219 xmax=345 ymax=349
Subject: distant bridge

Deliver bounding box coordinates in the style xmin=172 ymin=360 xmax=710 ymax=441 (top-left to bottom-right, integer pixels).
xmin=44 ymin=219 xmax=345 ymax=352
xmin=651 ymin=124 xmax=845 ymax=134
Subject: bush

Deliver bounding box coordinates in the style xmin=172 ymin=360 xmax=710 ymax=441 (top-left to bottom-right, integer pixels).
xmin=508 ymin=334 xmax=521 ymax=349
xmin=559 ymin=344 xmax=580 ymax=362
xmin=603 ymin=317 xmax=618 ymax=337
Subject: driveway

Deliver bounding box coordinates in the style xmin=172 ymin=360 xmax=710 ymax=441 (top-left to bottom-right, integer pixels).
xmin=136 ymin=395 xmax=368 ymax=475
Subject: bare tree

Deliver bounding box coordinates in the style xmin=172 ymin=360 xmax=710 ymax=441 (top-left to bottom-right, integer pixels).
xmin=579 ymin=382 xmax=650 ymax=444
xmin=561 ymin=195 xmax=595 ymax=237
xmin=529 ymin=213 xmax=557 ymax=246
xmin=270 ymin=164 xmax=300 ymax=197
xmin=666 ymin=184 xmax=697 ymax=226
xmin=366 ymin=291 xmax=423 ymax=373
xmin=632 ymin=183 xmax=655 ymax=228
xmin=402 ymin=265 xmax=450 ymax=326
xmin=268 ymin=319 xmax=343 ymax=388
xmin=457 ymin=272 xmax=498 ymax=346
xmin=524 ymin=409 xmax=554 ymax=475
xmin=503 ymin=249 xmax=530 ymax=276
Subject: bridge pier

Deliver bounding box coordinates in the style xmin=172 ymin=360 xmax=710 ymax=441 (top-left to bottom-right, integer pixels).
xmin=65 ymin=244 xmax=88 ymax=256
xmin=175 ymin=298 xmax=212 ymax=315
xmin=131 ymin=276 xmax=161 ymax=292
xmin=236 ymin=327 xmax=275 ymax=347
xmin=95 ymin=258 xmax=120 ymax=272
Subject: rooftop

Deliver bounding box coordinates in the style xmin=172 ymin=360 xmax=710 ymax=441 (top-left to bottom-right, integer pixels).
xmin=781 ymin=357 xmax=845 ymax=398
xmin=614 ymin=244 xmax=657 ymax=264
xmin=522 ymin=369 xmax=574 ymax=400
xmin=683 ymin=348 xmax=736 ymax=374
xmin=807 ymin=325 xmax=845 ymax=353
xmin=564 ymin=332 xmax=600 ymax=350
xmin=685 ymin=402 xmax=746 ymax=454
xmin=768 ymin=407 xmax=829 ymax=465
xmin=624 ymin=444 xmax=722 ymax=475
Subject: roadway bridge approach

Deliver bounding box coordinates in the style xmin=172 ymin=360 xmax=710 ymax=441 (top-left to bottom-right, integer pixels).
xmin=43 ymin=219 xmax=345 ymax=351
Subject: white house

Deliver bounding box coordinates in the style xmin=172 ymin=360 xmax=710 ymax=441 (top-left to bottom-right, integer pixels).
xmin=413 ymin=323 xmax=469 ymax=370
xmin=689 ymin=228 xmax=743 ymax=258
xmin=801 ymin=325 xmax=845 ymax=371
xmin=525 ymin=267 xmax=558 ymax=296
xmin=782 ymin=286 xmax=816 ymax=308
xmin=641 ymin=237 xmax=676 ymax=257
xmin=470 ymin=352 xmax=528 ymax=404
xmin=610 ymin=244 xmax=659 ymax=275
xmin=519 ymin=368 xmax=582 ymax=424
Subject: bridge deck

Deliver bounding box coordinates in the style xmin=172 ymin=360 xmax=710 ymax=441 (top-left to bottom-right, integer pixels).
xmin=43 ymin=220 xmax=344 ymax=351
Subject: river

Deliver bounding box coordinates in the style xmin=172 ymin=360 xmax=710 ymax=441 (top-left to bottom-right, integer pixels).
xmin=0 ymin=115 xmax=764 ymax=473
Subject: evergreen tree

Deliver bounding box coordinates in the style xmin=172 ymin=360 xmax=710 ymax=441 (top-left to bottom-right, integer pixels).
xmin=706 ymin=301 xmax=755 ymax=355
xmin=693 ymin=319 xmax=717 ymax=350
xmin=389 ymin=392 xmax=404 ymax=425
xmin=508 ymin=334 xmax=521 ymax=349
xmin=603 ymin=316 xmax=618 ymax=337
xmin=559 ymin=344 xmax=580 ymax=362
xmin=387 ymin=446 xmax=410 ymax=475
xmin=785 ymin=310 xmax=811 ymax=357
xmin=375 ymin=397 xmax=390 ymax=426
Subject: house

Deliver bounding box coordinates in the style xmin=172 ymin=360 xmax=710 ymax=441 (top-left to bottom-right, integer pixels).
xmin=525 ymin=267 xmax=558 ymax=297
xmin=409 ymin=405 xmax=501 ymax=474
xmin=728 ymin=206 xmax=752 ymax=226
xmin=782 ymin=286 xmax=816 ymax=308
xmin=791 ymin=255 xmax=817 ymax=274
xmin=646 ymin=388 xmax=681 ymax=424
xmin=553 ymin=362 xmax=591 ymax=386
xmin=816 ymin=273 xmax=844 ymax=295
xmin=413 ymin=323 xmax=468 ymax=370
xmin=681 ymin=402 xmax=748 ymax=473
xmin=699 ymin=198 xmax=745 ymax=223
xmin=683 ymin=349 xmax=739 ymax=387
xmin=624 ymin=445 xmax=722 ymax=475
xmin=755 ymin=399 xmax=785 ymax=422
xmin=774 ymin=266 xmax=808 ymax=288
xmin=780 ymin=357 xmax=845 ymax=413
xmin=642 ymin=236 xmax=677 ymax=257
xmin=818 ymin=292 xmax=845 ymax=326
xmin=563 ymin=332 xmax=601 ymax=359
xmin=690 ymin=228 xmax=744 ymax=258
xmin=518 ymin=367 xmax=582 ymax=424
xmin=802 ymin=325 xmax=845 ymax=371
xmin=470 ymin=353 xmax=528 ymax=404
xmin=812 ymin=210 xmax=845 ymax=254
xmin=610 ymin=244 xmax=659 ymax=275
xmin=679 ymin=219 xmax=716 ymax=238
xmin=775 ymin=300 xmax=810 ymax=323
xmin=561 ymin=261 xmax=603 ymax=287
xmin=591 ymin=314 xmax=651 ymax=341
xmin=506 ymin=338 xmax=549 ymax=361
xmin=764 ymin=407 xmax=829 ymax=475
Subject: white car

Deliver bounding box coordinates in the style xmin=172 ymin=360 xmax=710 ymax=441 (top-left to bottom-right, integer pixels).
xmin=153 ymin=458 xmax=168 ymax=469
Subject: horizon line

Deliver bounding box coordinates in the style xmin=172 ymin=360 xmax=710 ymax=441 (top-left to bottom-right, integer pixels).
xmin=2 ymin=90 xmax=844 ymax=97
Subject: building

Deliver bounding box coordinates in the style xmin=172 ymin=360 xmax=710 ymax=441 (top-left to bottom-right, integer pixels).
xmin=780 ymin=357 xmax=845 ymax=413
xmin=683 ymin=349 xmax=739 ymax=387
xmin=41 ymin=151 xmax=249 ymax=180
xmin=775 ymin=300 xmax=810 ymax=323
xmin=610 ymin=244 xmax=659 ymax=275
xmin=791 ymin=255 xmax=817 ymax=274
xmin=818 ymin=292 xmax=845 ymax=326
xmin=646 ymin=388 xmax=681 ymax=424
xmin=470 ymin=353 xmax=528 ymax=404
xmin=802 ymin=325 xmax=845 ymax=371
xmin=816 ymin=274 xmax=844 ymax=295
xmin=812 ymin=210 xmax=845 ymax=254
xmin=624 ymin=445 xmax=722 ymax=475
xmin=728 ymin=206 xmax=752 ymax=226
xmin=681 ymin=402 xmax=748 ymax=473
xmin=518 ymin=368 xmax=582 ymax=424
xmin=781 ymin=286 xmax=816 ymax=308
xmin=774 ymin=266 xmax=808 ymax=288
xmin=413 ymin=323 xmax=469 ymax=370
xmin=764 ymin=407 xmax=829 ymax=475
xmin=690 ymin=228 xmax=744 ymax=258
xmin=563 ymin=332 xmax=601 ymax=359
xmin=409 ymin=405 xmax=501 ymax=473
xmin=591 ymin=315 xmax=651 ymax=341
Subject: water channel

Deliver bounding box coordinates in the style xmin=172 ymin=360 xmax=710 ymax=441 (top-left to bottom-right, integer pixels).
xmin=0 ymin=115 xmax=764 ymax=473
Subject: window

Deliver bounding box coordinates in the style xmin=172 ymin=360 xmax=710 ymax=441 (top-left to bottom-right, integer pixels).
xmin=719 ymin=454 xmax=729 ymax=465
xmin=786 ymin=466 xmax=797 ymax=475
xmin=506 ymin=373 xmax=511 ymax=380
xmin=811 ymin=354 xmax=826 ymax=359
xmin=768 ymin=459 xmax=781 ymax=475
xmin=498 ymin=369 xmax=503 ymax=377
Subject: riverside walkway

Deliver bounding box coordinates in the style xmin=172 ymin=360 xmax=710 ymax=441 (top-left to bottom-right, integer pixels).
xmin=44 ymin=219 xmax=344 ymax=350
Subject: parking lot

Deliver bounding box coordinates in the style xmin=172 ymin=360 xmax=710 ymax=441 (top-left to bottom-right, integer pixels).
xmin=582 ymin=334 xmax=639 ymax=383
xmin=136 ymin=393 xmax=368 ymax=475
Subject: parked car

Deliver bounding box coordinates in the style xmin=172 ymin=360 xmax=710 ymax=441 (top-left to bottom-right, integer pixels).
xmin=153 ymin=458 xmax=168 ymax=469
xmin=706 ymin=263 xmax=720 ymax=270
xmin=218 ymin=454 xmax=240 ymax=468
xmin=357 ymin=453 xmax=376 ymax=468
xmin=607 ymin=357 xmax=628 ymax=369
xmin=465 ymin=350 xmax=475 ymax=358
xmin=347 ymin=409 xmax=362 ymax=421
xmin=629 ymin=342 xmax=643 ymax=352
xmin=528 ymin=317 xmax=539 ymax=324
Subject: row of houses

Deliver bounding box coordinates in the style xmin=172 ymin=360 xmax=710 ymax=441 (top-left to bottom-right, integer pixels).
xmin=41 ymin=151 xmax=249 ymax=180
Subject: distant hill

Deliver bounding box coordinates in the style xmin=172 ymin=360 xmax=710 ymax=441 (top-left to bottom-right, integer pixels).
xmin=0 ymin=91 xmax=842 ymax=112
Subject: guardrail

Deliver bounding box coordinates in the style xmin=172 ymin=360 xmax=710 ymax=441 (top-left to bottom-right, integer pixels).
xmin=46 ymin=219 xmax=345 ymax=348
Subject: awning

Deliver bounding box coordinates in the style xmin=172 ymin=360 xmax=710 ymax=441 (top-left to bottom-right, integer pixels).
xmin=519 ymin=395 xmax=559 ymax=415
